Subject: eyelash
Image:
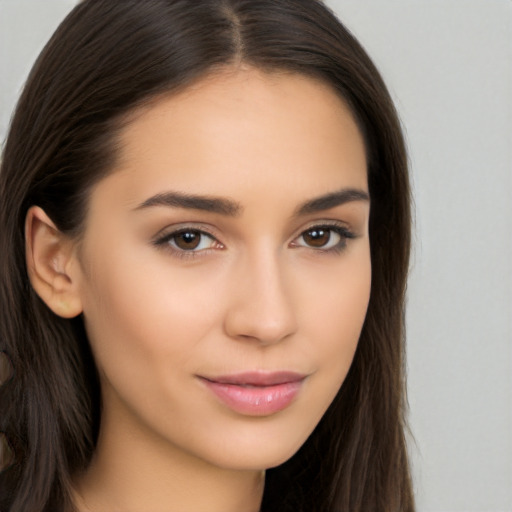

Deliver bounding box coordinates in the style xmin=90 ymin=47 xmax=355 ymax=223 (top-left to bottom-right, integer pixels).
xmin=153 ymin=226 xmax=222 ymax=259
xmin=290 ymin=223 xmax=356 ymax=254
xmin=153 ymin=222 xmax=356 ymax=259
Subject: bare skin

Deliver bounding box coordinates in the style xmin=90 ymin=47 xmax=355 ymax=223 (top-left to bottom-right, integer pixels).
xmin=26 ymin=67 xmax=371 ymax=512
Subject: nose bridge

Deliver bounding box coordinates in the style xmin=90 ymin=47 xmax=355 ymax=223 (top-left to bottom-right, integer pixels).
xmin=224 ymin=244 xmax=297 ymax=344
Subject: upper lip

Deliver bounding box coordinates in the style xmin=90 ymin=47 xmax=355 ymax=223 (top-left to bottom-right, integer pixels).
xmin=200 ymin=371 xmax=307 ymax=387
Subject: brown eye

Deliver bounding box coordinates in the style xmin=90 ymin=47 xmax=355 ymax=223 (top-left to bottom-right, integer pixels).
xmin=173 ymin=230 xmax=202 ymax=250
xmin=292 ymin=225 xmax=353 ymax=252
xmin=154 ymin=229 xmax=220 ymax=253
xmin=302 ymin=228 xmax=334 ymax=248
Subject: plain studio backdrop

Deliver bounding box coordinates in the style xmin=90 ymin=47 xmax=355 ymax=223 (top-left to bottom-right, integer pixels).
xmin=0 ymin=1 xmax=511 ymax=511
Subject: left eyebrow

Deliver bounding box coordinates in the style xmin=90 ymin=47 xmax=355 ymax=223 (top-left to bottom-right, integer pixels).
xmin=294 ymin=188 xmax=370 ymax=216
xmin=133 ymin=191 xmax=242 ymax=216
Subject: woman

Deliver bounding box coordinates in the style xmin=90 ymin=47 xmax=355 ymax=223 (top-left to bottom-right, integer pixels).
xmin=0 ymin=1 xmax=413 ymax=511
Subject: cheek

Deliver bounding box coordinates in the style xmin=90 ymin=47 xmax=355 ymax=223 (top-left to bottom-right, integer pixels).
xmin=296 ymin=246 xmax=371 ymax=394
xmin=299 ymin=244 xmax=371 ymax=342
xmin=79 ymin=249 xmax=227 ymax=390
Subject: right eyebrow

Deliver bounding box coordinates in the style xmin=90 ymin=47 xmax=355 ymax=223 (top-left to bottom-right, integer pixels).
xmin=294 ymin=188 xmax=370 ymax=217
xmin=133 ymin=191 xmax=242 ymax=217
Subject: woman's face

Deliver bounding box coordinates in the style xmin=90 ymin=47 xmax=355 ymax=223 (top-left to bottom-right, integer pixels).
xmin=73 ymin=67 xmax=371 ymax=470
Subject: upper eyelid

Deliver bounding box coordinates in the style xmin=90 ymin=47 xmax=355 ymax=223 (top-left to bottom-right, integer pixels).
xmin=292 ymin=219 xmax=353 ymax=237
xmin=152 ymin=228 xmax=220 ymax=257
xmin=152 ymin=219 xmax=355 ymax=245
xmin=292 ymin=223 xmax=355 ymax=243
xmin=152 ymin=223 xmax=219 ymax=242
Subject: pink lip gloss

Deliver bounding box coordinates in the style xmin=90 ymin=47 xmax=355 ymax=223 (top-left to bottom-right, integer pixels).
xmin=199 ymin=372 xmax=305 ymax=416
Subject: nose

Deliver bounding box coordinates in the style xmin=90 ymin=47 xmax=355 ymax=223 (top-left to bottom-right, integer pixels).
xmin=223 ymin=249 xmax=298 ymax=345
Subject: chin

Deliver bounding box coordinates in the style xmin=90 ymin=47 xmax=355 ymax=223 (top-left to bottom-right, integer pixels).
xmin=212 ymin=446 xmax=301 ymax=472
xmin=192 ymin=418 xmax=315 ymax=472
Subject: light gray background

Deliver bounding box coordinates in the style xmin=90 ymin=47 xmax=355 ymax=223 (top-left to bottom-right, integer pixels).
xmin=1 ymin=1 xmax=511 ymax=511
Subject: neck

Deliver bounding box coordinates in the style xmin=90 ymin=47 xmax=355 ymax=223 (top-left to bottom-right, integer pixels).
xmin=72 ymin=399 xmax=265 ymax=512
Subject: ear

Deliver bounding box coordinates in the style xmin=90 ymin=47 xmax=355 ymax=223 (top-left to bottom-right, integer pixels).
xmin=25 ymin=206 xmax=83 ymax=318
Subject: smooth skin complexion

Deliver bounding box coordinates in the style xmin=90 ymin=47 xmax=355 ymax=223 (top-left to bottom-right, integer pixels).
xmin=26 ymin=67 xmax=371 ymax=512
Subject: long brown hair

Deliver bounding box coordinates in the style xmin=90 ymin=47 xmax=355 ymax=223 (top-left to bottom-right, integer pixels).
xmin=0 ymin=1 xmax=413 ymax=510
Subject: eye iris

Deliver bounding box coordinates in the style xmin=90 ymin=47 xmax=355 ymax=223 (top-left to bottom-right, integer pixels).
xmin=304 ymin=228 xmax=330 ymax=247
xmin=174 ymin=231 xmax=201 ymax=250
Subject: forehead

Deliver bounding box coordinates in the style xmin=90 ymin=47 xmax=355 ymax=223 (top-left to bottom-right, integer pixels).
xmin=98 ymin=67 xmax=368 ymax=209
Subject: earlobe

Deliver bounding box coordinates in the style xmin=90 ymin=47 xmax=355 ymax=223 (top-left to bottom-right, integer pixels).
xmin=25 ymin=206 xmax=83 ymax=318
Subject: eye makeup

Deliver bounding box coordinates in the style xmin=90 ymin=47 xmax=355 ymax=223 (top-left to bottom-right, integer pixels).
xmin=291 ymin=222 xmax=356 ymax=254
xmin=151 ymin=220 xmax=357 ymax=260
xmin=152 ymin=224 xmax=224 ymax=260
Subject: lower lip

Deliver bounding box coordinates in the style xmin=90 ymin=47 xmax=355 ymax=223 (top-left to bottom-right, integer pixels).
xmin=200 ymin=378 xmax=303 ymax=416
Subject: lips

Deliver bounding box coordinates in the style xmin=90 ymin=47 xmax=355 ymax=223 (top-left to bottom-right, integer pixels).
xmin=205 ymin=371 xmax=305 ymax=387
xmin=199 ymin=371 xmax=306 ymax=416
